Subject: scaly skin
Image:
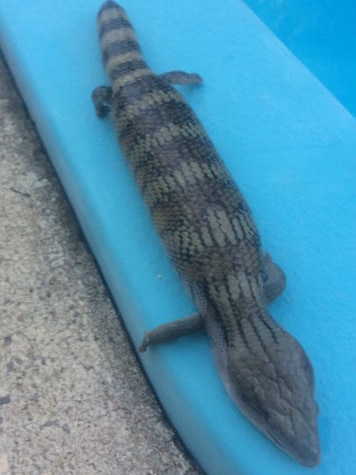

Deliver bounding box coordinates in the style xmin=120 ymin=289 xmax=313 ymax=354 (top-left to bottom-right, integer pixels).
xmin=93 ymin=1 xmax=320 ymax=466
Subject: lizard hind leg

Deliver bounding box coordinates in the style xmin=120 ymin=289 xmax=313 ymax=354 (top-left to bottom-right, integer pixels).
xmin=92 ymin=85 xmax=113 ymax=117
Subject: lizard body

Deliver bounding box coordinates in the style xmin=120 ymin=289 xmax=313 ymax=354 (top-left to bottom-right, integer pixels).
xmin=93 ymin=1 xmax=320 ymax=466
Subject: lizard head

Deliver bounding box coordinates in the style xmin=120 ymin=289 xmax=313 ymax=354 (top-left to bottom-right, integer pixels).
xmin=221 ymin=320 xmax=320 ymax=466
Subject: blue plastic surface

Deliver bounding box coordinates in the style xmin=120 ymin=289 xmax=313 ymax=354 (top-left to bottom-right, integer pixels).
xmin=244 ymin=0 xmax=356 ymax=117
xmin=0 ymin=1 xmax=355 ymax=474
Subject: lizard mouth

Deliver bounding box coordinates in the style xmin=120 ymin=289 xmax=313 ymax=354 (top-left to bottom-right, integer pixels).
xmin=266 ymin=427 xmax=320 ymax=467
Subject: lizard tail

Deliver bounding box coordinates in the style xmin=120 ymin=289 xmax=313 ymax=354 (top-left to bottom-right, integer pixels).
xmin=97 ymin=1 xmax=150 ymax=91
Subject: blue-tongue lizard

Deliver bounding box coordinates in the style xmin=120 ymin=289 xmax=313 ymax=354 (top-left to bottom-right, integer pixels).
xmin=92 ymin=1 xmax=320 ymax=466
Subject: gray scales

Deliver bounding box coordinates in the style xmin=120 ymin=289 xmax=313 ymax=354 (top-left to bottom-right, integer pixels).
xmin=92 ymin=1 xmax=320 ymax=467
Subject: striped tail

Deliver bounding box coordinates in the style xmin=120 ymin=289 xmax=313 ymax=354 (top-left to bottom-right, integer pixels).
xmin=97 ymin=1 xmax=152 ymax=92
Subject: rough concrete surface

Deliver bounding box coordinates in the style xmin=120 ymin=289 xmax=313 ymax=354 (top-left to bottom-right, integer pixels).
xmin=0 ymin=52 xmax=202 ymax=475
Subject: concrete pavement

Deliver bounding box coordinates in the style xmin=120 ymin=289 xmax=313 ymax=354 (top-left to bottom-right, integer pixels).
xmin=0 ymin=52 xmax=202 ymax=475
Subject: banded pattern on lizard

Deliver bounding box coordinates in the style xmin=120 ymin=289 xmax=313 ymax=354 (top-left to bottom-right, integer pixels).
xmin=92 ymin=1 xmax=320 ymax=466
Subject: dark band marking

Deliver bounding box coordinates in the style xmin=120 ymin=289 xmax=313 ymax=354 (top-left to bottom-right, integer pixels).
xmin=99 ymin=17 xmax=132 ymax=39
xmin=113 ymin=74 xmax=171 ymax=102
xmin=236 ymin=318 xmax=252 ymax=351
xmin=109 ymin=59 xmax=148 ymax=80
xmin=250 ymin=317 xmax=272 ymax=356
xmin=102 ymin=39 xmax=141 ymax=64
xmin=259 ymin=313 xmax=279 ymax=345
xmin=115 ymin=90 xmax=189 ymax=134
